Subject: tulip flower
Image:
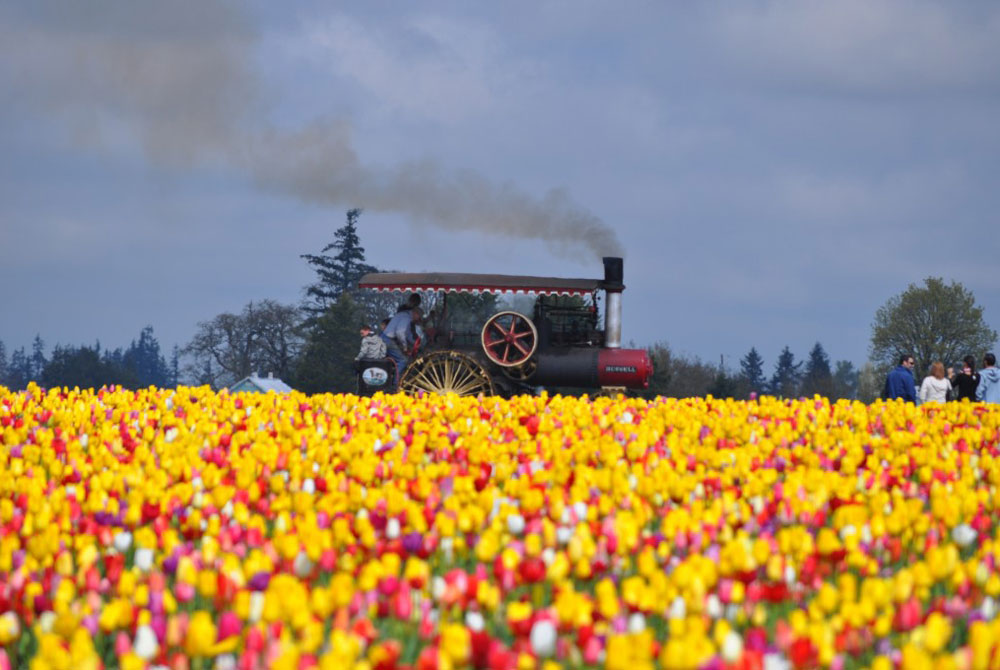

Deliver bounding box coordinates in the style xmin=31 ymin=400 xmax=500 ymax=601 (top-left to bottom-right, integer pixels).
xmin=3 ymin=386 xmax=1000 ymax=667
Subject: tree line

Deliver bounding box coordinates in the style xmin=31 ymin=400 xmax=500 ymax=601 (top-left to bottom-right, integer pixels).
xmin=640 ymin=341 xmax=859 ymax=401
xmin=0 ymin=209 xmax=402 ymax=394
xmin=640 ymin=276 xmax=996 ymax=402
xmin=0 ymin=327 xmax=177 ymax=391
xmin=2 ymin=209 xmax=995 ymax=397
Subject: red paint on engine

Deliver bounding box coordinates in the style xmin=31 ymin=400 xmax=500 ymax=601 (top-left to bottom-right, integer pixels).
xmin=597 ymin=348 xmax=653 ymax=389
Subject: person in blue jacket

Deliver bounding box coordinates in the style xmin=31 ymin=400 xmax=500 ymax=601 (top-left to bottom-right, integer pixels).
xmin=977 ymin=353 xmax=1000 ymax=404
xmin=884 ymin=354 xmax=917 ymax=401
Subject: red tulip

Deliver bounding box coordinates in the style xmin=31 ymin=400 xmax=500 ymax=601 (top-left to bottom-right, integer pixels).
xmin=789 ymin=637 xmax=816 ymax=669
xmin=487 ymin=641 xmax=517 ymax=670
xmin=518 ymin=557 xmax=545 ymax=584
xmin=416 ymin=647 xmax=441 ymax=670
xmin=393 ymin=583 xmax=413 ymax=620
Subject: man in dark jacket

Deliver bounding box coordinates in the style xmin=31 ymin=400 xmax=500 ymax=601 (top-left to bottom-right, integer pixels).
xmin=884 ymin=354 xmax=917 ymax=402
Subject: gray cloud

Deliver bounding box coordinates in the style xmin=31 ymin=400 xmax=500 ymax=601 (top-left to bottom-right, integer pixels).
xmin=713 ymin=0 xmax=1000 ymax=95
xmin=0 ymin=1 xmax=621 ymax=261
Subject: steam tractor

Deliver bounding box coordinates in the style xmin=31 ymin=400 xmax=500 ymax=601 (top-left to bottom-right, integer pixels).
xmin=357 ymin=257 xmax=652 ymax=396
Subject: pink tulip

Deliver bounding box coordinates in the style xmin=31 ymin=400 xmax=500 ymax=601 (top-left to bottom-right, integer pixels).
xmin=175 ymin=582 xmax=195 ymax=603
xmin=114 ymin=631 xmax=132 ymax=656
xmin=218 ymin=611 xmax=242 ymax=640
xmin=393 ymin=583 xmax=413 ymax=620
xmin=246 ymin=626 xmax=265 ymax=653
xmin=151 ymin=614 xmax=167 ymax=643
xmin=379 ymin=576 xmax=400 ymax=597
xmin=583 ymin=637 xmax=602 ymax=665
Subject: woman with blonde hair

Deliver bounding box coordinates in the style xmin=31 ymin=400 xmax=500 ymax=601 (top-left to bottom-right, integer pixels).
xmin=919 ymin=361 xmax=952 ymax=404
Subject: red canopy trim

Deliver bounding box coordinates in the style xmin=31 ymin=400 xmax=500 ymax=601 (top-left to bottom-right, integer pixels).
xmin=358 ymin=272 xmax=603 ymax=297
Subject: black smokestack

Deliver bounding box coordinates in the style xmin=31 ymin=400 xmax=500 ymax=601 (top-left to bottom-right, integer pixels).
xmin=603 ymin=256 xmax=623 ymax=348
xmin=603 ymin=256 xmax=624 ymax=289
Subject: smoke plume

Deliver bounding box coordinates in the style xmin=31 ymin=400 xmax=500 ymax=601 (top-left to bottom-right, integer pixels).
xmin=0 ymin=1 xmax=622 ymax=260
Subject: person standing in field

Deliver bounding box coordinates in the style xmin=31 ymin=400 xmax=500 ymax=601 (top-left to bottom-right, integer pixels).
xmin=918 ymin=361 xmax=952 ymax=404
xmin=884 ymin=354 xmax=917 ymax=402
xmin=952 ymin=354 xmax=980 ymax=401
xmin=977 ymin=353 xmax=1000 ymax=404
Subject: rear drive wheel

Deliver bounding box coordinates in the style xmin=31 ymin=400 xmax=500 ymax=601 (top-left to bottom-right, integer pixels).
xmin=399 ymin=351 xmax=496 ymax=397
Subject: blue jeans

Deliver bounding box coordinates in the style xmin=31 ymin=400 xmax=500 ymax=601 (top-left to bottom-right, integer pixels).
xmin=385 ymin=347 xmax=407 ymax=386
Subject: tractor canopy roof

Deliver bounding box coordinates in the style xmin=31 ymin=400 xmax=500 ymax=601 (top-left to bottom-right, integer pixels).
xmin=358 ymin=271 xmax=602 ymax=297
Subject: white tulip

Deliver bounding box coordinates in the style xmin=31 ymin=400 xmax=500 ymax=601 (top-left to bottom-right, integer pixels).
xmin=530 ymin=619 xmax=557 ymax=658
xmin=764 ymin=653 xmax=791 ymax=670
xmin=113 ymin=531 xmax=132 ymax=553
xmin=134 ymin=548 xmax=154 ymax=572
xmin=134 ymin=625 xmax=159 ymax=660
xmin=293 ymin=551 xmax=313 ymax=578
xmin=952 ymin=524 xmax=977 ymax=548
xmin=668 ymin=596 xmax=686 ymax=620
xmin=721 ymin=631 xmax=743 ymax=662
xmin=466 ymin=611 xmax=485 ymax=632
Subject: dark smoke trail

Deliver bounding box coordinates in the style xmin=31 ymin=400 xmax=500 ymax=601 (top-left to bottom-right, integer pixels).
xmin=0 ymin=1 xmax=623 ymax=260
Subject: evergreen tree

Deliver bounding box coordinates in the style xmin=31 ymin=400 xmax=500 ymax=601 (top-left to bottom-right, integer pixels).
xmin=769 ymin=346 xmax=803 ymax=397
xmin=739 ymin=347 xmax=766 ymax=395
xmin=8 ymin=347 xmax=30 ymax=390
xmin=708 ymin=365 xmax=739 ymax=399
xmin=102 ymin=347 xmax=141 ymax=388
xmin=31 ymin=335 xmax=47 ymax=380
xmin=41 ymin=345 xmax=137 ymax=390
xmin=832 ymin=360 xmax=859 ymax=400
xmin=301 ymin=209 xmax=380 ymax=321
xmin=801 ymin=342 xmax=835 ymax=398
xmin=123 ymin=326 xmax=171 ymax=388
xmin=295 ymin=294 xmax=366 ymax=394
xmin=102 ymin=346 xmax=126 ymax=370
xmin=169 ymin=346 xmax=181 ymax=387
xmin=0 ymin=340 xmax=7 ymax=386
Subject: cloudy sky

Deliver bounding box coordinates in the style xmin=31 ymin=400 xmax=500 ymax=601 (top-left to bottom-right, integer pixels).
xmin=2 ymin=0 xmax=999 ymax=373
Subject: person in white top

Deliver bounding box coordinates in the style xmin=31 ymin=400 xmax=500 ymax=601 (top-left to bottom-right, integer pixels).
xmin=919 ymin=361 xmax=952 ymax=404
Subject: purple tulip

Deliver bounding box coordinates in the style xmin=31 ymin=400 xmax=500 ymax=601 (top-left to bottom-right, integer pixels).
xmin=249 ymin=572 xmax=271 ymax=591
xmin=402 ymin=532 xmax=423 ymax=554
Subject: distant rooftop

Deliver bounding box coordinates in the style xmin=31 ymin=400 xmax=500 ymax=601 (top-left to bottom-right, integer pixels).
xmin=229 ymin=373 xmax=293 ymax=394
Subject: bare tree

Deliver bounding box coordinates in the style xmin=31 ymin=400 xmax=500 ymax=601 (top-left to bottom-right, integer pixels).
xmin=182 ymin=300 xmax=303 ymax=388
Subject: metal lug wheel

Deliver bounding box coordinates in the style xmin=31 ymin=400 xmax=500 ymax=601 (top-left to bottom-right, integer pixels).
xmin=501 ymin=359 xmax=537 ymax=382
xmin=399 ymin=351 xmax=496 ymax=397
xmin=481 ymin=311 xmax=538 ymax=367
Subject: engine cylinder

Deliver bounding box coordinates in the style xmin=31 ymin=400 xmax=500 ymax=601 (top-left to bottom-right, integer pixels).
xmin=533 ymin=347 xmax=652 ymax=389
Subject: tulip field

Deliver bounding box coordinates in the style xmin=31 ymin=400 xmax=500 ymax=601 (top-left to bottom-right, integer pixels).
xmin=3 ymin=385 xmax=1000 ymax=670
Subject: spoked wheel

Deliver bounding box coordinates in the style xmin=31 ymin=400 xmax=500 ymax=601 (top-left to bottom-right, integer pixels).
xmin=481 ymin=311 xmax=538 ymax=368
xmin=399 ymin=351 xmax=496 ymax=397
xmin=502 ymin=360 xmax=537 ymax=382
